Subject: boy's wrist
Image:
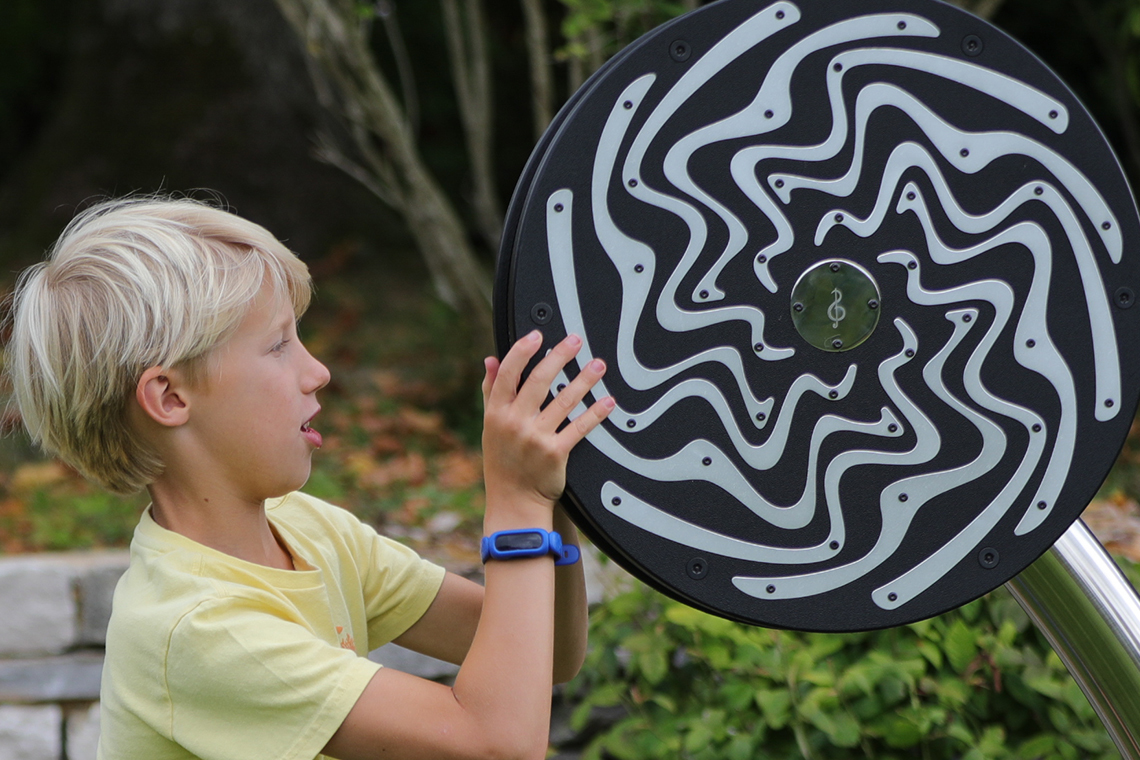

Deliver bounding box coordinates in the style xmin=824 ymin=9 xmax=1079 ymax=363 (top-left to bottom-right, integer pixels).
xmin=483 ymin=488 xmax=556 ymax=534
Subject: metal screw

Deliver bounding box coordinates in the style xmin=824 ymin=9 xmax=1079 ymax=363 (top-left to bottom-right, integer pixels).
xmin=766 ymin=585 xmax=776 ymax=594
xmin=906 ymin=191 xmax=916 ymax=201
xmin=963 ymin=314 xmax=972 ymax=323
xmin=1038 ymin=500 xmax=1047 ymax=510
xmin=554 ymin=203 xmax=564 ymax=213
xmin=669 ymin=39 xmax=691 ymax=62
xmin=776 ymin=9 xmax=785 ymax=19
xmin=1035 ymin=186 xmax=1044 ymax=195
xmin=897 ymin=20 xmax=907 ymax=30
xmin=830 ymin=261 xmax=841 ymax=272
xmin=626 ymin=419 xmax=636 ymax=429
xmin=764 ymin=109 xmax=774 ymax=119
xmin=905 ymin=349 xmax=915 ymax=358
xmin=1049 ymin=110 xmax=1059 ymax=119
xmin=757 ymin=255 xmax=768 ymax=264
xmin=702 ymin=456 xmax=712 ymax=466
xmin=830 ymin=541 xmax=840 ymax=550
xmin=1026 ymin=339 xmax=1035 ymax=348
xmin=979 ymin=547 xmax=999 ymax=569
xmin=888 ymin=423 xmax=898 ymax=433
xmin=557 ymin=384 xmax=566 ymax=392
xmin=793 ymin=302 xmax=804 ymax=312
xmin=699 ymin=290 xmax=709 ymax=299
xmin=612 ymin=497 xmax=622 ymax=506
xmin=833 ymin=63 xmax=843 ymax=72
xmin=1103 ymin=221 xmax=1113 ymax=230
xmin=686 ymin=557 xmax=708 ymax=580
xmin=1116 ymin=287 xmax=1135 ymax=309
xmin=888 ymin=592 xmax=898 ymax=602
xmin=754 ymin=343 xmax=764 ymax=352
xmin=907 ymin=261 xmax=917 ymax=270
xmin=829 ymin=390 xmax=838 ymax=399
xmin=1106 ymin=399 xmax=1115 ymax=408
xmin=756 ymin=412 xmax=766 ymax=422
xmin=899 ymin=493 xmax=909 ymax=502
xmin=531 ymin=302 xmax=553 ymax=325
xmin=623 ymin=100 xmax=632 ymax=109
xmin=960 ymin=148 xmax=970 ymax=157
xmin=962 ymin=34 xmax=983 ymax=57
xmin=635 ymin=264 xmax=644 ymax=273
xmin=628 ymin=178 xmax=638 ymax=188
xmin=832 ymin=339 xmax=843 ymax=349
xmin=775 ymin=179 xmax=785 ymax=188
xmin=868 ymin=299 xmax=879 ymax=310
xmin=834 ymin=214 xmax=844 ymax=223
xmin=1032 ymin=424 xmax=1042 ymax=432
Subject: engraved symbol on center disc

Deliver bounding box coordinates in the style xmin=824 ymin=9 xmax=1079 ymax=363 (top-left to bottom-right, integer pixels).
xmin=790 ymin=259 xmax=881 ymax=352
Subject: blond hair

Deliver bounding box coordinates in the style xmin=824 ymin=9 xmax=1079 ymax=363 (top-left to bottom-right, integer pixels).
xmin=4 ymin=196 xmax=313 ymax=494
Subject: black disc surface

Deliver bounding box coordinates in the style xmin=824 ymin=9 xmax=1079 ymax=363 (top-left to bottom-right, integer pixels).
xmin=496 ymin=0 xmax=1140 ymax=631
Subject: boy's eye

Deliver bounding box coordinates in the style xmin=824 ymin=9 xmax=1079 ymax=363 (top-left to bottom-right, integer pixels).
xmin=272 ymin=339 xmax=290 ymax=353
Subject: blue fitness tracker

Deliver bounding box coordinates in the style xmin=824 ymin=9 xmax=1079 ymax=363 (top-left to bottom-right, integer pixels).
xmin=481 ymin=529 xmax=581 ymax=566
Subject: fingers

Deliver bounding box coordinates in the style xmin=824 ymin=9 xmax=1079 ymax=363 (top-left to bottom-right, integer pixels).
xmin=486 ymin=331 xmax=613 ymax=440
xmin=514 ymin=333 xmax=586 ymax=410
xmin=485 ymin=330 xmax=543 ymax=408
xmin=536 ymin=356 xmax=607 ymax=432
xmin=481 ymin=356 xmax=500 ymax=407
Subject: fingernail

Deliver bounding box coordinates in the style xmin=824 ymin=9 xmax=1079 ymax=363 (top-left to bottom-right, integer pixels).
xmin=566 ymin=334 xmax=582 ymax=347
xmin=588 ymin=359 xmax=606 ymax=372
xmin=528 ymin=329 xmax=542 ymax=341
xmin=603 ymin=396 xmax=616 ymax=409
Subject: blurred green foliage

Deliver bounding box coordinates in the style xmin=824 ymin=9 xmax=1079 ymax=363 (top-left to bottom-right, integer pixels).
xmin=567 ymin=566 xmax=1140 ymax=760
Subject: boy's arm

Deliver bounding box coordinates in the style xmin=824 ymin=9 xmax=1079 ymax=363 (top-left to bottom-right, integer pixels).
xmin=552 ymin=504 xmax=588 ymax=684
xmin=394 ymin=510 xmax=586 ymax=683
xmin=323 ymin=331 xmax=611 ymax=760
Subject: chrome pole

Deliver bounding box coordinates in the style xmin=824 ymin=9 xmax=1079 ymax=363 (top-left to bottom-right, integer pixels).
xmin=1006 ymin=520 xmax=1140 ymax=760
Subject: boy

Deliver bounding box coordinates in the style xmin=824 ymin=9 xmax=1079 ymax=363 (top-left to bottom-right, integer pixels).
xmin=4 ymin=196 xmax=614 ymax=759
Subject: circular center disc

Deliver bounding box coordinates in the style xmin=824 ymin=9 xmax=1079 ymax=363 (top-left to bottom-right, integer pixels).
xmin=791 ymin=259 xmax=881 ymax=352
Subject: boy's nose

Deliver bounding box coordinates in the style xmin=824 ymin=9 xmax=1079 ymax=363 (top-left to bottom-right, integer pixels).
xmin=305 ymin=352 xmax=331 ymax=393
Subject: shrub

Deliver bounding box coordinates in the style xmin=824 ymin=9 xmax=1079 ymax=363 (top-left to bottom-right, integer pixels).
xmin=570 ymin=573 xmax=1129 ymax=760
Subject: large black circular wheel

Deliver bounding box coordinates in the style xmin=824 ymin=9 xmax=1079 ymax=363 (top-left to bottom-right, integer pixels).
xmin=495 ymin=0 xmax=1140 ymax=631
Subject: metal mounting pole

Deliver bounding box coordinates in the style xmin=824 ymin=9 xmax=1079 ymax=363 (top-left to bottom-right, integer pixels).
xmin=1006 ymin=520 xmax=1140 ymax=760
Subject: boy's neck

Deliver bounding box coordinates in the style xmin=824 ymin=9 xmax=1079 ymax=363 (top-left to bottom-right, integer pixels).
xmin=147 ymin=485 xmax=295 ymax=571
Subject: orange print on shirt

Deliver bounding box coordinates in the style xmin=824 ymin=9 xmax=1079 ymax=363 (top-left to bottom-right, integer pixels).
xmin=336 ymin=626 xmax=356 ymax=652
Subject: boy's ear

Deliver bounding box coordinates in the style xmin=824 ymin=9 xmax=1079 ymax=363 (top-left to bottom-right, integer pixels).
xmin=135 ymin=366 xmax=191 ymax=427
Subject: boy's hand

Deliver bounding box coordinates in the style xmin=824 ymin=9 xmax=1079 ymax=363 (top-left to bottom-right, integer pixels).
xmin=481 ymin=331 xmax=614 ymax=524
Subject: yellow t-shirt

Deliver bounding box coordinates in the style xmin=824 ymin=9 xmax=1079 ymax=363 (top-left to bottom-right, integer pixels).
xmin=96 ymin=491 xmax=447 ymax=760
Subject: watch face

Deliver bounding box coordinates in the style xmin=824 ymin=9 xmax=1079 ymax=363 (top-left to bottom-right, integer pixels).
xmin=496 ymin=0 xmax=1140 ymax=631
xmin=496 ymin=532 xmax=546 ymax=552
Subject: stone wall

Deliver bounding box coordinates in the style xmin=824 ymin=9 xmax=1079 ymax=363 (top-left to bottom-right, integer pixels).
xmin=0 ymin=546 xmax=627 ymax=759
xmin=0 ymin=551 xmax=126 ymax=760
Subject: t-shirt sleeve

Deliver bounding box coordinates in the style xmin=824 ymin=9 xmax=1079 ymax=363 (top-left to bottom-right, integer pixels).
xmin=165 ymin=595 xmax=380 ymax=760
xmin=354 ymin=521 xmax=447 ymax=647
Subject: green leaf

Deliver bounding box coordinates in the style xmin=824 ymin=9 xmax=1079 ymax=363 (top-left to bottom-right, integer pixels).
xmin=944 ymin=618 xmax=979 ymax=672
xmin=1017 ymin=734 xmax=1055 ymax=758
xmin=826 ymin=712 xmax=862 ymax=748
xmin=726 ymin=734 xmax=755 ymax=760
xmin=916 ymin=639 xmax=943 ymax=669
xmin=639 ymin=648 xmax=668 ymax=685
xmin=882 ymin=717 xmax=923 ymax=748
xmin=755 ymin=688 xmax=792 ymax=729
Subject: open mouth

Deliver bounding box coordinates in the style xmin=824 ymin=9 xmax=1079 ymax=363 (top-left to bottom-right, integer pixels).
xmin=301 ymin=412 xmax=323 ymax=448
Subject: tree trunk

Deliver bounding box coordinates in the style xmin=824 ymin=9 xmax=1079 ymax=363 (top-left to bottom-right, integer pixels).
xmin=273 ymin=0 xmax=493 ymax=351
xmin=520 ymin=0 xmax=554 ymax=141
xmin=442 ymin=0 xmax=503 ymax=251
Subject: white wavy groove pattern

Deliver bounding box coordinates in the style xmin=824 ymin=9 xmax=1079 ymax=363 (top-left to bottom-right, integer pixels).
xmin=543 ymin=3 xmax=1121 ymax=610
